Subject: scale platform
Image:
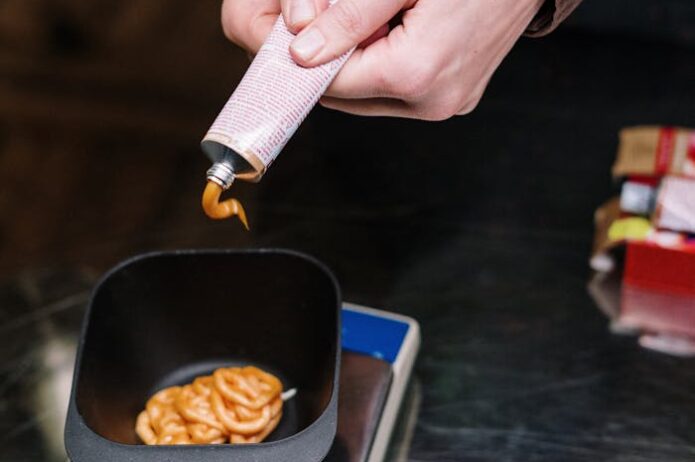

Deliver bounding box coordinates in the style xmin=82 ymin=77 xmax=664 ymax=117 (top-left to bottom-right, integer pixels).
xmin=326 ymin=304 xmax=421 ymax=462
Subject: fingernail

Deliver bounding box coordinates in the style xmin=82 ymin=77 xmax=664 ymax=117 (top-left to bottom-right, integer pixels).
xmin=291 ymin=28 xmax=325 ymax=62
xmin=290 ymin=0 xmax=316 ymax=27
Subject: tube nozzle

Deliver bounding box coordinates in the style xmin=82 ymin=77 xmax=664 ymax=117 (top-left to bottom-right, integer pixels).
xmin=206 ymin=161 xmax=236 ymax=190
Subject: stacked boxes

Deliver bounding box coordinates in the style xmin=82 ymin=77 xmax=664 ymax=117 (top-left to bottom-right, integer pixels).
xmin=590 ymin=126 xmax=695 ymax=356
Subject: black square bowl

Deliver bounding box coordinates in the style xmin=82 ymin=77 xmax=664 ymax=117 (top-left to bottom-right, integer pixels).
xmin=65 ymin=249 xmax=341 ymax=462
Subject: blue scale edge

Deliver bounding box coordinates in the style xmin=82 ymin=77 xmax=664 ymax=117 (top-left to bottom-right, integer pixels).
xmin=341 ymin=308 xmax=410 ymax=364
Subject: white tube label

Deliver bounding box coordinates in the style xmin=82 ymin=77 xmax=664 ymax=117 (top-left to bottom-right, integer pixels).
xmin=203 ymin=15 xmax=353 ymax=172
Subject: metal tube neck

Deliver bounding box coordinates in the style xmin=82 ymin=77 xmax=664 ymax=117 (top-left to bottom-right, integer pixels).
xmin=206 ymin=161 xmax=235 ymax=189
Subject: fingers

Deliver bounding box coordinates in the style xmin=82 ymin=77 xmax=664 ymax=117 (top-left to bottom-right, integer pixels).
xmin=323 ymin=43 xmax=391 ymax=99
xmin=320 ymin=95 xmax=467 ymax=121
xmin=289 ymin=0 xmax=414 ymax=66
xmin=221 ymin=0 xmax=281 ymax=53
xmin=321 ymin=0 xmax=483 ymax=119
xmin=324 ymin=23 xmax=435 ymax=101
xmin=280 ymin=0 xmax=329 ymax=34
xmin=320 ymin=96 xmax=411 ymax=117
xmin=322 ymin=24 xmax=390 ymax=97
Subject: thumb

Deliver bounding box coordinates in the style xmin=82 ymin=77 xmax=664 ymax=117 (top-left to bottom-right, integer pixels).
xmin=290 ymin=0 xmax=411 ymax=67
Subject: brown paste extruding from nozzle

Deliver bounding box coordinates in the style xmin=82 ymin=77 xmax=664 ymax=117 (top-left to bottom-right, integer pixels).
xmin=202 ymin=181 xmax=249 ymax=229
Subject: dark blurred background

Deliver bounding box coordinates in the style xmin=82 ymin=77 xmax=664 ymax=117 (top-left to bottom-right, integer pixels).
xmin=0 ymin=0 xmax=694 ymax=277
xmin=1 ymin=1 xmax=695 ymax=461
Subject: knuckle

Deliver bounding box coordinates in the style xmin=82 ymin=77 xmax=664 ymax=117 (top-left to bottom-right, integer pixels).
xmin=422 ymin=105 xmax=458 ymax=121
xmin=330 ymin=1 xmax=364 ymax=38
xmin=419 ymin=96 xmax=465 ymax=121
xmin=456 ymin=91 xmax=483 ymax=116
xmin=420 ymin=85 xmax=484 ymax=120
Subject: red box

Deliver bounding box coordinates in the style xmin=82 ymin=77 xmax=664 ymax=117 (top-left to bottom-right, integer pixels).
xmin=624 ymin=241 xmax=695 ymax=295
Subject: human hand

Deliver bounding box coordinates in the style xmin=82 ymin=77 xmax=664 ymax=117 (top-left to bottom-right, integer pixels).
xmin=221 ymin=0 xmax=544 ymax=120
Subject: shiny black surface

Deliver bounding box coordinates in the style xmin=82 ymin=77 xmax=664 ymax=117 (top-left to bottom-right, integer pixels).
xmin=1 ymin=1 xmax=695 ymax=461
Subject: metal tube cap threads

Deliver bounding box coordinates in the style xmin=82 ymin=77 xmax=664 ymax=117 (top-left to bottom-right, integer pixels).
xmin=206 ymin=162 xmax=235 ymax=190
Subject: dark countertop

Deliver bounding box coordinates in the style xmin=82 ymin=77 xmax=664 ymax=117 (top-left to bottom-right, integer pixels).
xmin=1 ymin=1 xmax=695 ymax=461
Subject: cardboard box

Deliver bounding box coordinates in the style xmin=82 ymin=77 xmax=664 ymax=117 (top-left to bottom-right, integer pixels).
xmin=624 ymin=240 xmax=695 ymax=295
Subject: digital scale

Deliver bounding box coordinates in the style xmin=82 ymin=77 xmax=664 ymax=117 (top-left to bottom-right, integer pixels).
xmin=327 ymin=304 xmax=421 ymax=462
